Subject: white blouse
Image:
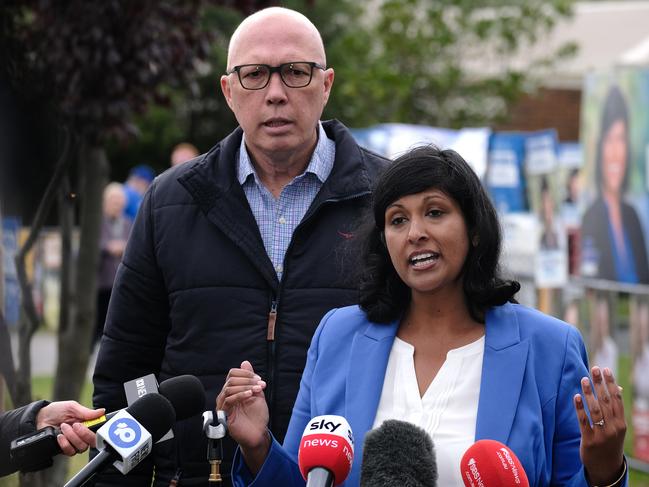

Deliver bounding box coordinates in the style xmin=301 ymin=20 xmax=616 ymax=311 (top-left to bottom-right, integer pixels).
xmin=372 ymin=335 xmax=485 ymax=486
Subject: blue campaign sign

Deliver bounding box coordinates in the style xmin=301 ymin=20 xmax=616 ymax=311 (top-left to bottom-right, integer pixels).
xmin=486 ymin=132 xmax=527 ymax=213
xmin=108 ymin=418 xmax=142 ymax=449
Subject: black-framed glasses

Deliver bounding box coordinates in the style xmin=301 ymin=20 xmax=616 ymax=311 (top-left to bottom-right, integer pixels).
xmin=225 ymin=61 xmax=326 ymax=90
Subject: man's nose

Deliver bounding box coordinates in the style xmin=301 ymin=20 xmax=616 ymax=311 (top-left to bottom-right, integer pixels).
xmin=265 ymin=71 xmax=288 ymax=103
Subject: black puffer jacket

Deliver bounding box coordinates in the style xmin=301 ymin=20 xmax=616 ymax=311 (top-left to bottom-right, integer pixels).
xmin=92 ymin=120 xmax=387 ymax=486
xmin=0 ymin=401 xmax=49 ymax=476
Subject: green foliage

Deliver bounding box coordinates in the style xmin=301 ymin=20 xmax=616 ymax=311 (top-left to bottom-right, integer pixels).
xmin=5 ymin=1 xmax=214 ymax=145
xmin=106 ymin=4 xmax=241 ymax=177
xmin=306 ymin=0 xmax=578 ymax=128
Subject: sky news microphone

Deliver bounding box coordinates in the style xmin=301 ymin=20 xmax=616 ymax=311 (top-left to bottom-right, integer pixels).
xmin=298 ymin=415 xmax=354 ymax=487
xmin=460 ymin=439 xmax=529 ymax=487
xmin=82 ymin=374 xmax=205 ymax=432
xmin=360 ymin=419 xmax=437 ymax=487
xmin=64 ymin=393 xmax=175 ymax=487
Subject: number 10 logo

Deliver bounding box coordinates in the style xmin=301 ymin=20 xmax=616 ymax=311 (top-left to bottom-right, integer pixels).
xmin=109 ymin=418 xmax=142 ymax=448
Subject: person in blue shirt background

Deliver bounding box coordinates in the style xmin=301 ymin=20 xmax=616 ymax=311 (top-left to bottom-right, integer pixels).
xmin=123 ymin=164 xmax=155 ymax=221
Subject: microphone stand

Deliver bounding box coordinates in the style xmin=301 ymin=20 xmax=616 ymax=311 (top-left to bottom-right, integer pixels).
xmin=202 ymin=410 xmax=227 ymax=483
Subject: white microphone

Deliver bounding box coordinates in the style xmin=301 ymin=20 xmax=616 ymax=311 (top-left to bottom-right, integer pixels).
xmin=64 ymin=393 xmax=175 ymax=487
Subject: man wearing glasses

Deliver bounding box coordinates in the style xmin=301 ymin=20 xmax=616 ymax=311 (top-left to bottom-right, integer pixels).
xmin=92 ymin=6 xmax=386 ymax=486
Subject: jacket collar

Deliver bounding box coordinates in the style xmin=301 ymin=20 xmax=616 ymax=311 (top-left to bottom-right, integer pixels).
xmin=178 ymin=119 xmax=375 ymax=206
xmin=345 ymin=319 xmax=399 ymax=468
xmin=344 ymin=303 xmax=528 ymax=453
xmin=475 ymin=303 xmax=528 ymax=443
xmin=174 ymin=120 xmax=377 ymax=289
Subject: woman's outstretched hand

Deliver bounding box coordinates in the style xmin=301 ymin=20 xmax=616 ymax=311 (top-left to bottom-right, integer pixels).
xmin=216 ymin=360 xmax=269 ymax=474
xmin=573 ymin=366 xmax=627 ymax=486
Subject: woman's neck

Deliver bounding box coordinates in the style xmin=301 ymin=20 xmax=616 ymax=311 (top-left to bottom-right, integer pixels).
xmin=402 ymin=289 xmax=483 ymax=342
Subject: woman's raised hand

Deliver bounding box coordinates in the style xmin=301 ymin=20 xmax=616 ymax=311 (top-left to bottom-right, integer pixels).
xmin=216 ymin=360 xmax=270 ymax=474
xmin=573 ymin=366 xmax=627 ymax=486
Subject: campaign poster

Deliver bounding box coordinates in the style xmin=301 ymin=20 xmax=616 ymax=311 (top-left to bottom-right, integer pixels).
xmin=351 ymin=123 xmax=491 ymax=179
xmin=485 ymin=132 xmax=527 ymax=214
xmin=524 ymin=130 xmax=568 ymax=289
xmin=581 ymin=68 xmax=649 ymax=463
xmin=579 ymin=69 xmax=649 ymax=284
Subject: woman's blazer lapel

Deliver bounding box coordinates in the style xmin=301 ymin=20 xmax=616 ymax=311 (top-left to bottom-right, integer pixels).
xmin=344 ymin=319 xmax=399 ymax=456
xmin=476 ymin=303 xmax=529 ymax=444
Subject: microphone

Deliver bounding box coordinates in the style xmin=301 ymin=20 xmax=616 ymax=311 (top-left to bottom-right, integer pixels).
xmin=460 ymin=439 xmax=529 ymax=487
xmin=83 ymin=374 xmax=205 ymax=432
xmin=298 ymin=415 xmax=354 ymax=487
xmin=360 ymin=419 xmax=437 ymax=487
xmin=63 ymin=393 xmax=175 ymax=487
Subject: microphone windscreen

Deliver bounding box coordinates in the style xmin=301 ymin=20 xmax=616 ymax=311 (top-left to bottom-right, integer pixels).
xmin=125 ymin=393 xmax=176 ymax=442
xmin=158 ymin=375 xmax=206 ymax=420
xmin=460 ymin=439 xmax=529 ymax=487
xmin=360 ymin=419 xmax=437 ymax=487
xmin=298 ymin=415 xmax=354 ymax=486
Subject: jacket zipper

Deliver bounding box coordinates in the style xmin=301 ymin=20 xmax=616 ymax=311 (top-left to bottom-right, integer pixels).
xmin=266 ymin=191 xmax=370 ymax=433
xmin=266 ymin=299 xmax=277 ymax=429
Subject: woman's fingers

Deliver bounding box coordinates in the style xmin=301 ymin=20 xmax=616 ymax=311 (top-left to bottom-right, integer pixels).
xmin=216 ymin=365 xmax=265 ymax=410
xmin=580 ymin=375 xmax=605 ymax=429
xmin=573 ymin=393 xmax=593 ymax=439
xmin=221 ymin=389 xmax=263 ymax=410
xmin=602 ymin=367 xmax=625 ymax=418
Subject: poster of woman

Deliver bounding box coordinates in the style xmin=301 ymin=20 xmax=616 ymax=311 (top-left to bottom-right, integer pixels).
xmin=580 ymin=71 xmax=649 ymax=283
xmin=580 ymin=68 xmax=649 ymax=463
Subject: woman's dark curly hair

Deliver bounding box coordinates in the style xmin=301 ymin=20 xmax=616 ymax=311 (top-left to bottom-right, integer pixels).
xmin=358 ymin=145 xmax=520 ymax=323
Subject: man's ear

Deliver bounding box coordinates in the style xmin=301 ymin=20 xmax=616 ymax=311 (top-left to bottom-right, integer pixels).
xmin=322 ymin=68 xmax=335 ymax=106
xmin=220 ymin=75 xmax=234 ymax=111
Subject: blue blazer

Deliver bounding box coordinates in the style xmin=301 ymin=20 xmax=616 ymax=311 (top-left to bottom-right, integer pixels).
xmin=233 ymin=303 xmax=622 ymax=486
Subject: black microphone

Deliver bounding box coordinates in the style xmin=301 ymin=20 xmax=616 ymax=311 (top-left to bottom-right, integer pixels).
xmin=360 ymin=419 xmax=437 ymax=487
xmin=9 ymin=375 xmax=205 ymax=473
xmin=63 ymin=393 xmax=175 ymax=487
xmin=84 ymin=374 xmax=206 ymax=432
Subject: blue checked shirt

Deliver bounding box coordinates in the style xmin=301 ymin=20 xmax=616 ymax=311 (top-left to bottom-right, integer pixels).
xmin=237 ymin=122 xmax=335 ymax=280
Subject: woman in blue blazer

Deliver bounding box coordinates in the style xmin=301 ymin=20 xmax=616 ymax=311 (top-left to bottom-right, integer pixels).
xmin=219 ymin=146 xmax=627 ymax=486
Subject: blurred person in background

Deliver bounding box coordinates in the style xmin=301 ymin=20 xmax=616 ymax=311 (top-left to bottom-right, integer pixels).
xmin=92 ymin=6 xmax=387 ymax=486
xmin=93 ymin=182 xmax=132 ymax=350
xmin=170 ymin=142 xmax=199 ymax=167
xmin=123 ymin=164 xmax=155 ymax=221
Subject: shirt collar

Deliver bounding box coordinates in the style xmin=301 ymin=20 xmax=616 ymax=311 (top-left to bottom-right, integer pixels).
xmin=236 ymin=122 xmax=334 ymax=186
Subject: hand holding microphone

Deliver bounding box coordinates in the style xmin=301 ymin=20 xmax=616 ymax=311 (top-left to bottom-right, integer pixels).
xmin=216 ymin=360 xmax=269 ymax=474
xmin=35 ymin=401 xmax=103 ymax=457
xmin=64 ymin=392 xmax=176 ymax=487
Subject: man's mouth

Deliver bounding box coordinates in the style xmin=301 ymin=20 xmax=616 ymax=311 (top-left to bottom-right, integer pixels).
xmin=409 ymin=252 xmax=439 ymax=268
xmin=264 ymin=119 xmax=291 ymax=127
